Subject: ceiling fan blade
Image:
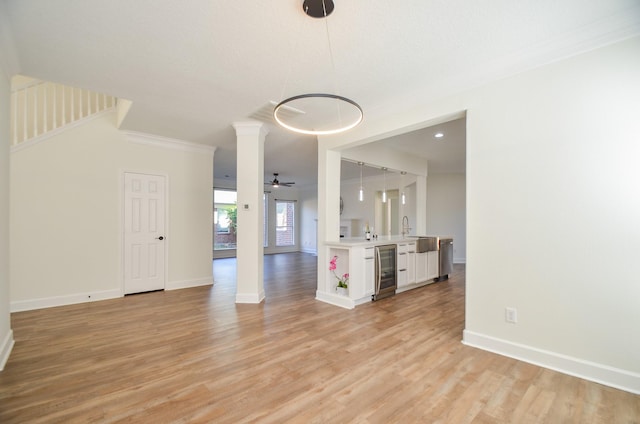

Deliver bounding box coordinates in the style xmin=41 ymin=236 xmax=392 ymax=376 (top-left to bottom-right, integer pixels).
xmin=264 ymin=173 xmax=294 ymax=187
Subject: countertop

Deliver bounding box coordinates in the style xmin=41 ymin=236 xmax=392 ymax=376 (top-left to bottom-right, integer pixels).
xmin=326 ymin=235 xmax=452 ymax=248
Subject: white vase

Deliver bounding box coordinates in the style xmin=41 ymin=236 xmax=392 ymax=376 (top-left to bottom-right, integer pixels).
xmin=336 ymin=287 xmax=348 ymax=296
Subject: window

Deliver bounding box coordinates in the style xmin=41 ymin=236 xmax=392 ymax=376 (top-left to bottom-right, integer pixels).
xmin=275 ymin=200 xmax=295 ymax=246
xmin=263 ymin=193 xmax=268 ymax=247
xmin=214 ymin=189 xmax=237 ymax=250
xmin=213 ymin=190 xmax=271 ymax=251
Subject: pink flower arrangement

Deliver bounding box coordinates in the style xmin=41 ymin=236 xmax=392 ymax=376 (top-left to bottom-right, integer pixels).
xmin=329 ymin=255 xmax=349 ymax=289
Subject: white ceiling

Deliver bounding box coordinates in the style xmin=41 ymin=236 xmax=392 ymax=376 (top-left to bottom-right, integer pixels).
xmin=3 ymin=0 xmax=639 ymax=186
xmin=341 ymin=117 xmax=466 ymax=181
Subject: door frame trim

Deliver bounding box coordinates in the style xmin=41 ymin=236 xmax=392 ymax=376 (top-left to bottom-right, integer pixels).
xmin=119 ymin=170 xmax=169 ymax=295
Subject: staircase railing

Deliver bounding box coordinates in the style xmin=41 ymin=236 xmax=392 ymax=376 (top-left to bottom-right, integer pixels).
xmin=10 ymin=79 xmax=117 ymax=146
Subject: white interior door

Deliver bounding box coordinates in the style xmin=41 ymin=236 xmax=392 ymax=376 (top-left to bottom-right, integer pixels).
xmin=124 ymin=173 xmax=166 ymax=294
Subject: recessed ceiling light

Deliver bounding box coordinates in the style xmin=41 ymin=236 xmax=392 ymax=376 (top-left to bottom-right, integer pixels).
xmin=434 ymin=132 xmax=444 ymax=138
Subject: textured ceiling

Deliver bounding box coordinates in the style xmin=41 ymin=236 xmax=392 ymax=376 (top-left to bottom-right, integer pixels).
xmin=4 ymin=0 xmax=639 ymax=186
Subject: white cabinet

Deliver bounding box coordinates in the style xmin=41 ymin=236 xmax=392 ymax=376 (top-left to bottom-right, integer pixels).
xmin=427 ymin=251 xmax=439 ymax=280
xmin=323 ymin=239 xmax=439 ymax=308
xmin=398 ymin=241 xmax=416 ymax=287
xmin=396 ymin=244 xmax=407 ymax=288
xmin=407 ymin=242 xmax=416 ymax=285
xmin=416 ymin=252 xmax=428 ymax=282
xmin=416 ymin=250 xmax=438 ymax=283
xmin=364 ymin=247 xmax=375 ymax=296
xmin=397 ymin=269 xmax=407 ymax=288
xmin=345 ymin=246 xmax=375 ymax=300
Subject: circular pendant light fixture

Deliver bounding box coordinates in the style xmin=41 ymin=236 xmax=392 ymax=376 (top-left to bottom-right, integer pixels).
xmin=274 ymin=94 xmax=363 ymax=136
xmin=274 ymin=0 xmax=363 ymax=136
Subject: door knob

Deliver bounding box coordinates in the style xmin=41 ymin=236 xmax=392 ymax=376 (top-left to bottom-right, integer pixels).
xmin=156 ymin=236 xmax=164 ymax=240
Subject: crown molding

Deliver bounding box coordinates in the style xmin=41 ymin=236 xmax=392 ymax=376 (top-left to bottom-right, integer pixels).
xmin=124 ymin=131 xmax=217 ymax=155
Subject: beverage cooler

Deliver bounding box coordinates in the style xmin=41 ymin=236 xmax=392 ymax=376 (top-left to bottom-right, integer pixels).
xmin=373 ymin=244 xmax=397 ymax=301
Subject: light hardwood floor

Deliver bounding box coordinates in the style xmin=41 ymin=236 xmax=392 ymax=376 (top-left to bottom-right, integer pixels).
xmin=1 ymin=253 xmax=638 ymax=423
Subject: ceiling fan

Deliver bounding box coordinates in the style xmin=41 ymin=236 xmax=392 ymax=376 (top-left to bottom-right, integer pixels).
xmin=266 ymin=173 xmax=295 ymax=188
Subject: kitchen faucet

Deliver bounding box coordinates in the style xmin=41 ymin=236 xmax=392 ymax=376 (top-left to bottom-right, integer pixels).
xmin=401 ymin=216 xmax=411 ymax=238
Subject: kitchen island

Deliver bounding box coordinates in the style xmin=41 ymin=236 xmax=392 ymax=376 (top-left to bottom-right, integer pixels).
xmin=318 ymin=235 xmax=447 ymax=309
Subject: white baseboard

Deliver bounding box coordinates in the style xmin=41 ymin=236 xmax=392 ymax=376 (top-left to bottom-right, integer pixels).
xmin=300 ymin=247 xmax=317 ymax=255
xmin=0 ymin=329 xmax=15 ymax=371
xmin=454 ymin=257 xmax=466 ymax=264
xmin=316 ymin=290 xmax=354 ymax=309
xmin=235 ymin=292 xmax=265 ymax=304
xmin=10 ymin=278 xmax=214 ymax=312
xmin=396 ymin=279 xmax=436 ymax=294
xmin=10 ymin=289 xmax=122 ymax=312
xmin=166 ymin=277 xmax=213 ymax=291
xmin=462 ymin=330 xmax=640 ymax=395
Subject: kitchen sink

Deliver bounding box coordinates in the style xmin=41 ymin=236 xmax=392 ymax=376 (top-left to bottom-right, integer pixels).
xmin=413 ymin=236 xmax=438 ymax=253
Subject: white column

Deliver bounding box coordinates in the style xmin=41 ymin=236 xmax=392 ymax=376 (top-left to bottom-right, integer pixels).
xmin=316 ymin=147 xmax=342 ymax=294
xmin=415 ymin=175 xmax=427 ymax=234
xmin=233 ymin=121 xmax=268 ymax=303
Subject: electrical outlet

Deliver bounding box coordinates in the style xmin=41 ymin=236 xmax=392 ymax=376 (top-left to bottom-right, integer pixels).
xmin=505 ymin=307 xmax=517 ymax=323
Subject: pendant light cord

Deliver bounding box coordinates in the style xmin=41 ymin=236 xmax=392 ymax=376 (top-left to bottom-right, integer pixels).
xmin=322 ymin=0 xmax=343 ymax=126
xmin=274 ymin=0 xmax=362 ymax=135
xmin=279 ymin=8 xmax=307 ymax=104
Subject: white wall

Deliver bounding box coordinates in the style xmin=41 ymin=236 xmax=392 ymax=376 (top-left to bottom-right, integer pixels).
xmin=298 ymin=186 xmax=318 ymax=254
xmin=0 ymin=41 xmax=14 ymax=370
xmin=340 ymin=173 xmax=415 ymax=237
xmin=463 ymin=36 xmax=640 ymax=388
xmin=339 ymin=177 xmax=374 ymax=235
xmin=319 ymin=36 xmax=640 ymax=393
xmin=426 ymin=173 xmax=466 ymax=262
xmin=10 ymin=113 xmax=214 ymax=310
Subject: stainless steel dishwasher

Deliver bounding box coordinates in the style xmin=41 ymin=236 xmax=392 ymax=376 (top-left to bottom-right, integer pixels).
xmin=438 ymin=238 xmax=453 ymax=280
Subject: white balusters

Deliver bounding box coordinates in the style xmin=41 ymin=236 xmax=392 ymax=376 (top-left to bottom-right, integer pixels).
xmin=22 ymin=87 xmax=27 ymax=144
xmin=10 ymin=79 xmax=118 ymax=146
xmin=52 ymin=83 xmax=57 ymax=131
xmin=12 ymin=89 xmax=18 ymax=145
xmin=70 ymin=86 xmax=75 ymax=123
xmin=33 ymin=86 xmax=38 ymax=138
xmin=78 ymin=87 xmax=83 ymax=120
xmin=43 ymin=83 xmax=48 ymax=134
xmin=61 ymin=85 xmax=66 ymax=126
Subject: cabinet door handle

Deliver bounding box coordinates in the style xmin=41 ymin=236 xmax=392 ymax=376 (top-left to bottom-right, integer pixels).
xmin=375 ymin=248 xmax=381 ymax=295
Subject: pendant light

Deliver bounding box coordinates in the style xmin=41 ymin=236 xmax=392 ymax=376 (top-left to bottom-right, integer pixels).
xmin=358 ymin=162 xmax=364 ymax=202
xmin=273 ymin=0 xmax=363 ymax=136
xmin=401 ymin=171 xmax=407 ymax=205
xmin=381 ymin=167 xmax=387 ymax=203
